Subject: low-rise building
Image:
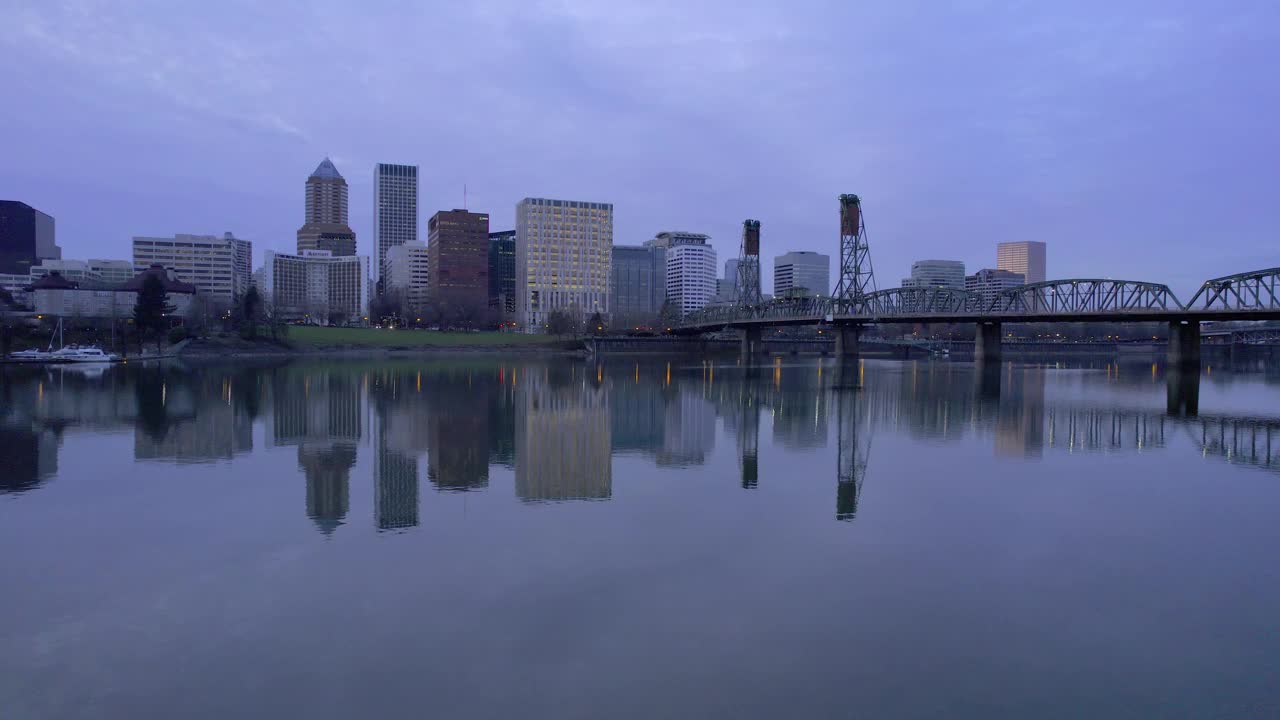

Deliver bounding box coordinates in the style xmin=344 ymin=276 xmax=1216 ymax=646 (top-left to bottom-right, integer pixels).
xmin=28 ymin=265 xmax=197 ymax=319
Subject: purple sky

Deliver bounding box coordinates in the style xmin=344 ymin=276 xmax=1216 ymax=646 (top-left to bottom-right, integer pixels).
xmin=2 ymin=1 xmax=1277 ymax=297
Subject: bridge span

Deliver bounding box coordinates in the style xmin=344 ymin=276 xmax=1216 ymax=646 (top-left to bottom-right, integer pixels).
xmin=677 ymin=268 xmax=1280 ymax=367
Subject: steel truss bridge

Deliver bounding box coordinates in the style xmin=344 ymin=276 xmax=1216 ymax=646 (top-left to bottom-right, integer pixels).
xmin=677 ymin=267 xmax=1280 ymax=332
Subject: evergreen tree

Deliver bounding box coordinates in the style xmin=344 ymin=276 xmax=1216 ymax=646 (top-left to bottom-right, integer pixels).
xmin=133 ymin=274 xmax=175 ymax=353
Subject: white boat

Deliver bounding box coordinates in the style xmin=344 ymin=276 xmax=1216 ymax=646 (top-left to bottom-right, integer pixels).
xmin=49 ymin=345 xmax=120 ymax=363
xmin=9 ymin=348 xmax=53 ymax=362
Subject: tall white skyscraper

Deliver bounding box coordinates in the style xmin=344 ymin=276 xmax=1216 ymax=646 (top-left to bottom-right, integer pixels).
xmin=997 ymin=241 xmax=1046 ymax=284
xmin=648 ymin=232 xmax=717 ymax=315
xmin=773 ymin=251 xmax=830 ymax=297
xmin=516 ymin=197 xmax=613 ymax=331
xmin=373 ymin=163 xmax=418 ymax=293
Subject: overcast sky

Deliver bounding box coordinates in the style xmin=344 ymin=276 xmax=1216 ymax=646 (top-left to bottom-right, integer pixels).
xmin=2 ymin=0 xmax=1277 ymax=296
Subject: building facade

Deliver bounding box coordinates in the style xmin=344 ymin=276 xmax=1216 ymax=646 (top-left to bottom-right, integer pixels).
xmin=297 ymin=158 xmax=356 ymax=257
xmin=610 ymin=244 xmax=665 ymax=326
xmin=0 ymin=200 xmax=59 ymax=275
xmin=384 ymin=241 xmax=430 ymax=319
xmin=773 ymin=251 xmax=830 ymax=297
xmin=373 ymin=163 xmax=418 ymax=294
xmin=902 ymin=259 xmax=966 ymax=290
xmin=30 ymin=259 xmax=101 ymax=283
xmin=662 ymin=237 xmax=717 ymax=316
xmin=132 ymin=232 xmax=252 ymax=306
xmin=965 ymin=268 xmax=1026 ymax=303
xmin=258 ymin=249 xmax=369 ymax=324
xmin=88 ymin=259 xmax=135 ymax=285
xmin=488 ymin=230 xmax=516 ymax=314
xmin=516 ymin=198 xmax=613 ymax=330
xmin=997 ymin=241 xmax=1046 ymax=284
xmin=427 ymin=210 xmax=490 ymax=320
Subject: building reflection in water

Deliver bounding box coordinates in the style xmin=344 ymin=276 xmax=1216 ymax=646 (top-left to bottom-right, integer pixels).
xmin=299 ymin=442 xmax=356 ymax=535
xmin=268 ymin=366 xmax=366 ymax=535
xmin=0 ymin=425 xmax=61 ymax=495
xmin=515 ymin=366 xmax=611 ymax=502
xmin=2 ymin=355 xmax=1278 ymax=519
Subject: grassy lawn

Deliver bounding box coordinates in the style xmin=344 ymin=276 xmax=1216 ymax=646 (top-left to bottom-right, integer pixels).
xmin=289 ymin=326 xmax=566 ymax=347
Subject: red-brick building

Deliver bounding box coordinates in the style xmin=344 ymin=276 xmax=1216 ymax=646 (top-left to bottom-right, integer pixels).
xmin=427 ymin=210 xmax=490 ymax=321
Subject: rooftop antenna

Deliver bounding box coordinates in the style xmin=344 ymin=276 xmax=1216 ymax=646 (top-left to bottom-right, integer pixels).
xmin=463 ymin=183 xmax=468 ymax=210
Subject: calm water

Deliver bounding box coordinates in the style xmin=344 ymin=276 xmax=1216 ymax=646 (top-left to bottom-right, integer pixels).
xmin=2 ymin=355 xmax=1279 ymax=718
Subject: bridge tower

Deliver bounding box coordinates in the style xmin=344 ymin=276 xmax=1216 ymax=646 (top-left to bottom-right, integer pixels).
xmin=735 ymin=219 xmax=763 ymax=308
xmin=738 ymin=374 xmax=761 ymax=489
xmin=835 ymin=382 xmax=872 ymax=520
xmin=834 ymin=194 xmax=875 ymax=305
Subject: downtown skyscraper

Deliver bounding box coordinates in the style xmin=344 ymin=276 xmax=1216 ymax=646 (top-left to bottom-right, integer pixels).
xmin=373 ymin=163 xmax=418 ymax=294
xmin=297 ymin=158 xmax=356 ymax=257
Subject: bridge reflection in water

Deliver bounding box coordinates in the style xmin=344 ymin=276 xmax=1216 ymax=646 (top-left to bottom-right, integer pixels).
xmin=1 ymin=356 xmax=1277 ymax=527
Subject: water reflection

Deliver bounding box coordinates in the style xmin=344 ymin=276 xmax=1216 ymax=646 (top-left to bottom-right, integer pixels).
xmin=3 ymin=355 xmax=1279 ymax=520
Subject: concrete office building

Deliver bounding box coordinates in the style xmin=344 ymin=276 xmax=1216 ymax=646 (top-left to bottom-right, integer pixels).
xmin=373 ymin=163 xmax=418 ymax=293
xmin=997 ymin=241 xmax=1047 ymax=284
xmin=257 ymin=249 xmax=369 ymax=324
xmin=384 ymin=241 xmax=430 ymax=319
xmin=297 ymin=158 xmax=356 ymax=257
xmin=647 ymin=232 xmax=716 ymax=316
xmin=610 ymin=244 xmax=665 ymax=325
xmin=773 ymin=251 xmax=830 ymax=297
xmin=132 ymin=232 xmax=252 ymax=305
xmin=0 ymin=200 xmax=59 ymax=275
xmin=902 ymin=259 xmax=966 ymax=290
xmin=427 ymin=209 xmax=490 ymax=317
xmin=30 ymin=259 xmax=101 ymax=283
xmin=88 ymin=259 xmax=135 ymax=285
xmin=516 ymin=197 xmax=613 ymax=330
xmin=966 ymin=268 xmax=1026 ymax=303
xmin=488 ymin=230 xmax=516 ymax=314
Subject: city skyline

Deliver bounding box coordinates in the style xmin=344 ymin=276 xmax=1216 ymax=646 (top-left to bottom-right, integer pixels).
xmin=4 ymin=2 xmax=1276 ymax=300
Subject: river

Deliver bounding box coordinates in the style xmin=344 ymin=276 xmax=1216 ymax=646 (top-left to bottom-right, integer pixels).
xmin=2 ymin=355 xmax=1279 ymax=718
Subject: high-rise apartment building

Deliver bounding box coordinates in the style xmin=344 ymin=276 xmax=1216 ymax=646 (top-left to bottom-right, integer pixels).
xmin=965 ymin=268 xmax=1025 ymax=303
xmin=0 ymin=200 xmax=59 ymax=275
xmin=257 ymin=249 xmax=369 ymax=324
xmin=997 ymin=241 xmax=1046 ymax=284
xmin=516 ymin=198 xmax=613 ymax=330
xmin=373 ymin=163 xmax=418 ymax=294
xmin=902 ymin=259 xmax=965 ymax=290
xmin=297 ymin=158 xmax=356 ymax=257
xmin=610 ymin=244 xmax=666 ymax=325
xmin=773 ymin=251 xmax=830 ymax=297
xmin=384 ymin=241 xmax=430 ymax=318
xmin=132 ymin=232 xmax=252 ymax=305
xmin=488 ymin=230 xmax=516 ymax=314
xmin=427 ymin=209 xmax=490 ymax=318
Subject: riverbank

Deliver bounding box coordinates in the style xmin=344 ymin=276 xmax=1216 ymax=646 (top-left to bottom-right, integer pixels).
xmin=175 ymin=328 xmax=584 ymax=358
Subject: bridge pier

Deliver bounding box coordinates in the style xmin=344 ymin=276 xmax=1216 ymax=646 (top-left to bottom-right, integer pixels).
xmin=739 ymin=326 xmax=765 ymax=363
xmin=834 ymin=324 xmax=861 ymax=359
xmin=975 ymin=322 xmax=1002 ymax=364
xmin=1167 ymin=320 xmax=1201 ymax=369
